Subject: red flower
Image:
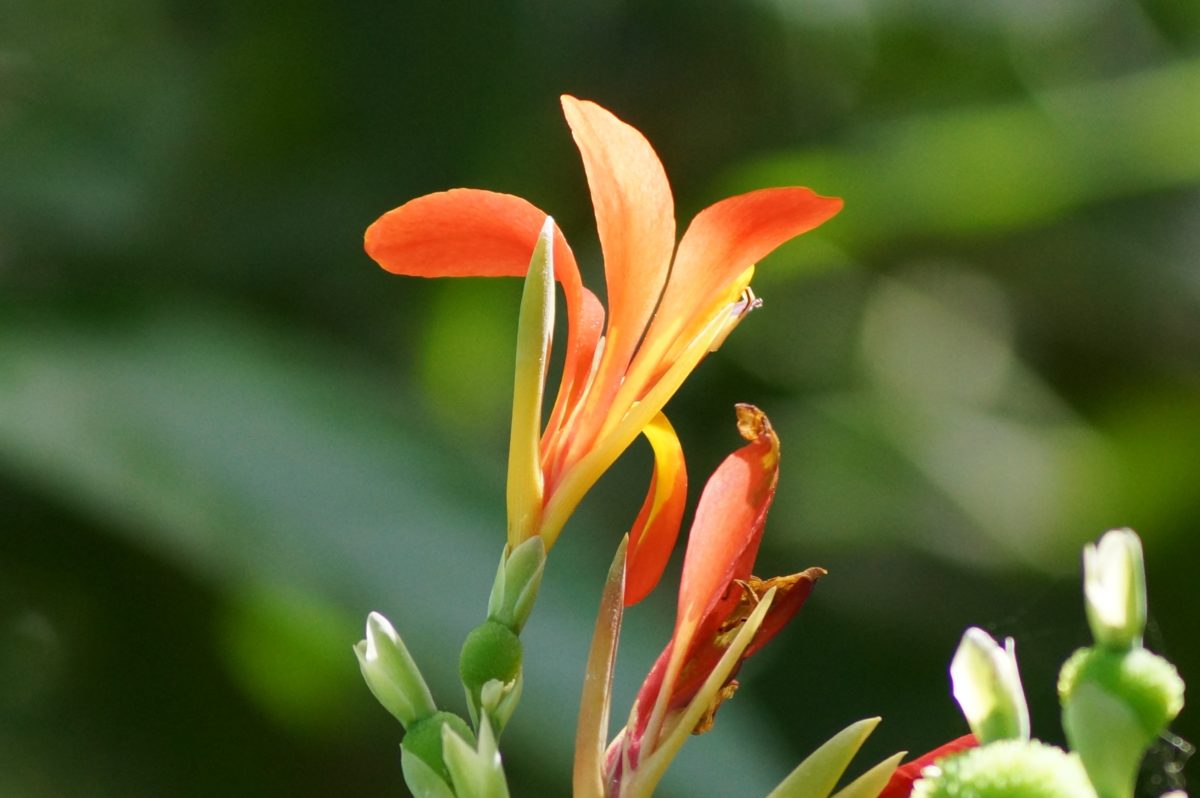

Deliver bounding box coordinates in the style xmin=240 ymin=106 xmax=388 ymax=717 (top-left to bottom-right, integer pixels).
xmin=603 ymin=405 xmax=824 ymax=795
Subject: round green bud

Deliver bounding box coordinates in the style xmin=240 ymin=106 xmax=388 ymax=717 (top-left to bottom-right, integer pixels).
xmin=402 ymin=711 xmax=475 ymax=784
xmin=1058 ymin=647 xmax=1184 ymax=738
xmin=912 ymin=740 xmax=1096 ymax=798
xmin=459 ymin=620 xmax=523 ymax=698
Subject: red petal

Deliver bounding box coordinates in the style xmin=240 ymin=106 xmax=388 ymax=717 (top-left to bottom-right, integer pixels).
xmin=878 ymin=734 xmax=979 ymax=798
xmin=674 ymin=405 xmax=780 ymax=645
xmin=623 ymin=414 xmax=688 ymax=607
xmin=743 ymin=568 xmax=825 ymax=659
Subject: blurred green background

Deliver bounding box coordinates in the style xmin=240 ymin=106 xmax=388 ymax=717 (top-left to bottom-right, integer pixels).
xmin=2 ymin=1 xmax=1197 ymax=795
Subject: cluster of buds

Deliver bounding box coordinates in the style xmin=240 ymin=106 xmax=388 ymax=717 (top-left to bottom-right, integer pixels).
xmin=900 ymin=529 xmax=1186 ymax=798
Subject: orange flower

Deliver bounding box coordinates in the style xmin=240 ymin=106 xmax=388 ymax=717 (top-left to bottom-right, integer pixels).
xmin=365 ymin=97 xmax=841 ymax=604
xmin=602 ymin=405 xmax=824 ymax=796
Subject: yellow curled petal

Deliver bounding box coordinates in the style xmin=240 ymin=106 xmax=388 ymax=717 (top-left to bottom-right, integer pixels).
xmin=624 ymin=413 xmax=688 ymax=607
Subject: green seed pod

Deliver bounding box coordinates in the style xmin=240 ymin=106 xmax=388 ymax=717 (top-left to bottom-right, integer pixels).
xmin=459 ymin=620 xmax=523 ymax=700
xmin=912 ymin=740 xmax=1096 ymax=798
xmin=402 ymin=711 xmax=476 ymax=786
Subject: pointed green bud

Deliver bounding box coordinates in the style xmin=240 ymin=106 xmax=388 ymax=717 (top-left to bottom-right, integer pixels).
xmin=402 ymin=710 xmax=476 ymax=789
xmin=459 ymin=620 xmax=523 ymax=727
xmin=1084 ymin=529 xmax=1146 ymax=651
xmin=442 ymin=713 xmax=511 ymax=798
xmin=486 ymin=536 xmax=547 ymax=633
xmin=1058 ymin=646 xmax=1184 ymax=798
xmin=354 ymin=611 xmax=437 ymax=727
xmin=399 ymin=746 xmax=457 ymax=798
xmin=478 ymin=672 xmax=523 ymax=735
xmin=951 ymin=628 xmax=1031 ymax=743
xmin=911 ymin=740 xmax=1096 ymax=798
xmin=506 ymin=217 xmax=556 ymax=549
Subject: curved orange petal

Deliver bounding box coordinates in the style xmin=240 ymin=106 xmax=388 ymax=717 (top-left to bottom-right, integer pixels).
xmin=674 ymin=404 xmax=780 ymax=644
xmin=365 ymin=188 xmax=595 ymax=454
xmin=641 ymin=187 xmax=843 ymax=369
xmin=560 ymin=96 xmax=676 ymax=426
xmin=624 ymin=413 xmax=688 ymax=607
xmin=365 ymin=189 xmax=579 ymax=289
xmin=541 ymin=287 xmax=605 ymax=484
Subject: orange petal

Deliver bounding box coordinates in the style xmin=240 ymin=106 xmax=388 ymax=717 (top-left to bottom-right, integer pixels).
xmin=365 ymin=189 xmax=578 ymax=288
xmin=624 ymin=414 xmax=688 ymax=607
xmin=365 ymin=189 xmax=594 ymax=415
xmin=541 ymin=287 xmax=605 ymax=485
xmin=642 ymin=187 xmax=842 ymax=367
xmin=674 ymin=404 xmax=780 ymax=644
xmin=560 ymin=97 xmax=676 ymax=419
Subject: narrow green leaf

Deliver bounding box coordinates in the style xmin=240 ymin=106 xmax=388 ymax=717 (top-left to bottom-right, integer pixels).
xmin=766 ymin=717 xmax=882 ymax=798
xmin=628 ymin=588 xmax=778 ymax=798
xmin=830 ymin=751 xmax=907 ymax=798
xmin=573 ymin=536 xmax=628 ymax=798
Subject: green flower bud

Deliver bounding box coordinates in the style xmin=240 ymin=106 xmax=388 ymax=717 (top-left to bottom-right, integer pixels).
xmin=1059 ymin=646 xmax=1185 ymax=798
xmin=951 ymin=628 xmax=1031 ymax=743
xmin=399 ymin=749 xmax=455 ymax=798
xmin=402 ymin=710 xmax=476 ymax=788
xmin=442 ymin=712 xmax=511 ymax=798
xmin=912 ymin=740 xmax=1096 ymax=798
xmin=486 ymin=537 xmax=546 ymax=634
xmin=459 ymin=620 xmax=523 ymax=723
xmin=1083 ymin=529 xmax=1146 ymax=650
xmin=354 ymin=611 xmax=437 ymax=727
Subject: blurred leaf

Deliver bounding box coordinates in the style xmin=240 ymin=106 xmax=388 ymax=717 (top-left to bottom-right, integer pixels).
xmin=725 ymin=58 xmax=1200 ymax=252
xmin=219 ymin=584 xmax=359 ymax=735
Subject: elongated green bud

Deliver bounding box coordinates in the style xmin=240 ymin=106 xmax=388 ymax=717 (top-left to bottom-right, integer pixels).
xmin=1083 ymin=529 xmax=1146 ymax=651
xmin=442 ymin=712 xmax=511 ymax=798
xmin=486 ymin=536 xmax=547 ymax=634
xmin=950 ymin=628 xmax=1030 ymax=743
xmin=402 ymin=711 xmax=476 ymax=790
xmin=354 ymin=611 xmax=437 ymax=727
xmin=506 ymin=217 xmax=556 ymax=548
